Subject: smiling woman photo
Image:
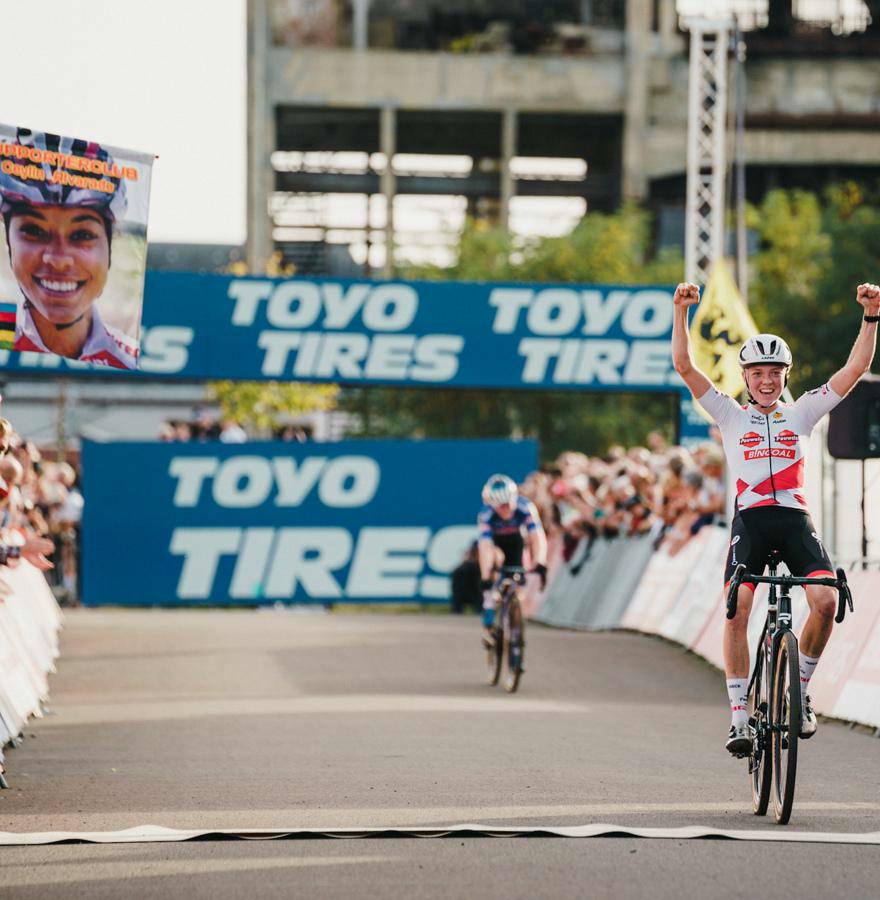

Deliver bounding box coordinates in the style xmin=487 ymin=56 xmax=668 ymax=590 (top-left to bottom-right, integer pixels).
xmin=0 ymin=129 xmax=139 ymax=369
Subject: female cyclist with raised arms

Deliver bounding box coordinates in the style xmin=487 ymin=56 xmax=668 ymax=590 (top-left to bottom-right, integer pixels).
xmin=671 ymin=281 xmax=880 ymax=754
xmin=0 ymin=129 xmax=138 ymax=368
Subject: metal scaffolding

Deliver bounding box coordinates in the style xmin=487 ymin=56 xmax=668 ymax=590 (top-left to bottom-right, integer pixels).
xmin=684 ymin=18 xmax=732 ymax=286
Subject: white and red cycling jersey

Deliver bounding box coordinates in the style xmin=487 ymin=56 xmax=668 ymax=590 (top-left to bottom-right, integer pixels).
xmin=14 ymin=303 xmax=138 ymax=370
xmin=697 ymin=383 xmax=843 ymax=513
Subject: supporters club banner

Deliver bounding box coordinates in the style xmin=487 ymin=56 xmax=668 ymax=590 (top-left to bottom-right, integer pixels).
xmin=81 ymin=438 xmax=538 ymax=606
xmin=0 ymin=272 xmax=682 ymax=392
xmin=0 ymin=123 xmax=154 ymax=370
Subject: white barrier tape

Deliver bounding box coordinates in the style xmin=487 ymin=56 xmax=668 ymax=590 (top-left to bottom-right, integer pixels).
xmin=2 ymin=822 xmax=880 ymax=846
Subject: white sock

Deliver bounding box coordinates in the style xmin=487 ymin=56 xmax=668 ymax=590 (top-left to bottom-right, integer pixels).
xmin=799 ymin=653 xmax=820 ymax=701
xmin=482 ymin=589 xmax=495 ymax=611
xmin=726 ymin=678 xmax=749 ymax=729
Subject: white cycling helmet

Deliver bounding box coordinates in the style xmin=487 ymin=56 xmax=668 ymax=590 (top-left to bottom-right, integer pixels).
xmin=482 ymin=473 xmax=518 ymax=508
xmin=739 ymin=333 xmax=792 ymax=369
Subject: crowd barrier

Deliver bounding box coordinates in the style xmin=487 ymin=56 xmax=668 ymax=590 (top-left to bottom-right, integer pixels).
xmin=0 ymin=564 xmax=63 ymax=774
xmin=534 ymin=525 xmax=880 ymax=731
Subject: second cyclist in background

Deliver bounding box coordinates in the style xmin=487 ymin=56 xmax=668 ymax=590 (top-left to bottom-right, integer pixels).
xmin=478 ymin=474 xmax=548 ymax=648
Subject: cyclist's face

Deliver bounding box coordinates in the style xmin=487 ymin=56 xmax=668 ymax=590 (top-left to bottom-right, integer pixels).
xmin=493 ymin=502 xmax=515 ymax=519
xmin=743 ymin=365 xmax=787 ymax=406
xmin=8 ymin=205 xmax=110 ymax=325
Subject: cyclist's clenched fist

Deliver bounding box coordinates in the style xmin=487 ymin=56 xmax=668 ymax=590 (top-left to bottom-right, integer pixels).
xmin=674 ymin=282 xmax=700 ymax=307
xmin=857 ymin=282 xmax=880 ymax=314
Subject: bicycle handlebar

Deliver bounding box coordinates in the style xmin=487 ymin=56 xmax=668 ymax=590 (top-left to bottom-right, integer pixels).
xmin=725 ymin=564 xmax=854 ymax=623
xmin=496 ymin=565 xmax=527 ymax=586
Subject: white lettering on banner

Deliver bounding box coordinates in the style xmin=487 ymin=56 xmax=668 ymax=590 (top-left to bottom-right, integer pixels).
xmin=230 ymin=528 xmax=276 ymax=598
xmin=213 ymin=456 xmax=274 ymax=507
xmin=140 ymin=327 xmax=194 ymax=374
xmin=168 ymin=525 xmax=475 ymax=600
xmin=256 ymin=330 xmax=463 ymax=381
xmin=228 ymin=279 xmax=418 ymax=331
xmin=169 ymin=457 xmax=220 ymax=506
xmin=527 ymin=289 xmax=581 ymax=336
xmin=169 ymin=456 xmax=380 ymax=509
xmin=423 ymin=525 xmax=476 ymax=598
xmin=347 ymin=528 xmax=431 ymax=596
xmin=621 ymin=291 xmax=673 ymax=337
xmin=0 ymin=349 xmax=90 ymax=370
xmin=228 ymin=280 xmax=273 ymax=325
xmin=317 ymin=456 xmax=380 ymax=507
xmin=170 ymin=528 xmax=241 ymax=598
xmin=518 ymin=338 xmax=676 ymax=385
xmin=265 ymin=528 xmax=352 ymax=597
xmin=488 ymin=287 xmax=673 ymax=338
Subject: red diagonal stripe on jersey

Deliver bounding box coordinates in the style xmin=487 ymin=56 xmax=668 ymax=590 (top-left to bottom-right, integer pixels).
xmin=736 ymin=478 xmax=749 ymax=495
xmin=752 ymin=458 xmax=804 ymax=495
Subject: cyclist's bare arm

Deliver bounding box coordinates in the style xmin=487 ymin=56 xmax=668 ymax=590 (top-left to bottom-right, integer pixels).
xmin=527 ymin=521 xmax=547 ymax=569
xmin=671 ymin=283 xmax=714 ymax=399
xmin=829 ymin=283 xmax=880 ymax=398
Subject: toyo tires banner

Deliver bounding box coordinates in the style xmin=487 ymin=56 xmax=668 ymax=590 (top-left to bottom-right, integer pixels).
xmin=81 ymin=438 xmax=537 ymax=606
xmin=1 ymin=272 xmax=680 ymax=391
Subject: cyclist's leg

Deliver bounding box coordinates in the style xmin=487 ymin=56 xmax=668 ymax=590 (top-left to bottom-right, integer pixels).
xmin=780 ymin=513 xmax=836 ymax=735
xmin=791 ymin=516 xmax=836 ymax=655
xmin=723 ymin=513 xmax=764 ymax=679
xmin=478 ymin=541 xmax=500 ymax=625
xmin=723 ymin=514 xmax=765 ymax=752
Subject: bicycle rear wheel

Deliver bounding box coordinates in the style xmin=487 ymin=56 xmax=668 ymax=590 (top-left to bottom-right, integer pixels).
xmin=503 ymin=596 xmax=525 ymax=693
xmin=771 ymin=631 xmax=801 ymax=825
xmin=749 ymin=642 xmax=771 ymax=816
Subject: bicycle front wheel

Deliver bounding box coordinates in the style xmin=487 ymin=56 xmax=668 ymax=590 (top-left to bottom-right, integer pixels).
xmin=749 ymin=642 xmax=771 ymax=816
xmin=503 ymin=596 xmax=525 ymax=693
xmin=486 ymin=604 xmax=503 ymax=686
xmin=771 ymin=631 xmax=801 ymax=825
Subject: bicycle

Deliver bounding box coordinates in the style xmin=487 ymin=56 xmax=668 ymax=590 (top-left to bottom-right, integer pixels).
xmin=485 ymin=566 xmax=526 ymax=693
xmin=726 ymin=551 xmax=853 ymax=825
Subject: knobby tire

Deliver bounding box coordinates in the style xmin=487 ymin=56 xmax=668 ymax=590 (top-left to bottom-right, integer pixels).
xmin=772 ymin=631 xmax=801 ymax=825
xmin=749 ymin=642 xmax=771 ymax=816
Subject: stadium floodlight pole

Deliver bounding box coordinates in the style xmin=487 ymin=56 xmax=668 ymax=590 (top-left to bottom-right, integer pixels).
xmin=683 ymin=17 xmax=733 ymax=287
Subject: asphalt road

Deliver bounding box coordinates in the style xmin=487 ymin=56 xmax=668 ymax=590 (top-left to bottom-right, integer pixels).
xmin=2 ymin=609 xmax=880 ymax=899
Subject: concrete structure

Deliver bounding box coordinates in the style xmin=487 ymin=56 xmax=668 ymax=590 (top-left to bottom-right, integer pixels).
xmin=247 ymin=0 xmax=880 ymax=275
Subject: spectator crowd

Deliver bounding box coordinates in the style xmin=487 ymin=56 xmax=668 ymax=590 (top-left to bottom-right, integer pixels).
xmin=158 ymin=407 xmax=310 ymax=444
xmin=521 ymin=431 xmax=726 ymax=566
xmin=452 ymin=430 xmax=727 ymax=612
xmin=0 ymin=410 xmax=77 ymax=599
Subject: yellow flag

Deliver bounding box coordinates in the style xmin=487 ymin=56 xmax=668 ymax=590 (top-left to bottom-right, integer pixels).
xmin=690 ymin=259 xmax=760 ymax=399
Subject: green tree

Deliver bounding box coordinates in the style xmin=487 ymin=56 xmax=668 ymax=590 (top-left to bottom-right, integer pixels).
xmin=747 ymin=184 xmax=880 ymax=393
xmin=208 ymin=381 xmax=339 ymax=433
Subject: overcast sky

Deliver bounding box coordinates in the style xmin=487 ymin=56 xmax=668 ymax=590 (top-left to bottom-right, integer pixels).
xmin=2 ymin=0 xmax=247 ymax=246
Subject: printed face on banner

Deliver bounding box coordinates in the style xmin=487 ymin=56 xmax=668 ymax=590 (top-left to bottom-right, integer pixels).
xmin=0 ymin=124 xmax=154 ymax=370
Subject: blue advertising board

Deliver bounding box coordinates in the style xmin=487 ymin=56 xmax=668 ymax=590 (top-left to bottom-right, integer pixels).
xmin=81 ymin=438 xmax=538 ymax=606
xmin=1 ymin=272 xmax=682 ymax=392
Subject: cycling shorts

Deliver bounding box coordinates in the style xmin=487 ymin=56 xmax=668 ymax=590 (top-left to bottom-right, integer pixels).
xmin=724 ymin=506 xmax=834 ymax=590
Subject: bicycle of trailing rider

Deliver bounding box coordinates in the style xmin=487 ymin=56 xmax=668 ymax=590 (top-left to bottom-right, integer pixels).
xmin=726 ymin=552 xmax=853 ymax=825
xmin=486 ymin=566 xmax=526 ymax=694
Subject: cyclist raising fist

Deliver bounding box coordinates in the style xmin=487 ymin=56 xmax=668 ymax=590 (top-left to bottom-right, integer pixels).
xmin=672 ymin=281 xmax=880 ymax=755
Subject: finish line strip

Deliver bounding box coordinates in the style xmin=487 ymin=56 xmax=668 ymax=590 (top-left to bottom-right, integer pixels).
xmin=2 ymin=823 xmax=880 ymax=846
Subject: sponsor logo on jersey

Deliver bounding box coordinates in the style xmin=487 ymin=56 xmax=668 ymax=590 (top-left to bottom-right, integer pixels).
xmin=744 ymin=447 xmax=796 ymax=460
xmin=776 ymin=430 xmax=798 ymax=447
xmin=773 ymin=411 xmax=784 ymax=420
xmin=740 ymin=431 xmax=762 ymax=448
